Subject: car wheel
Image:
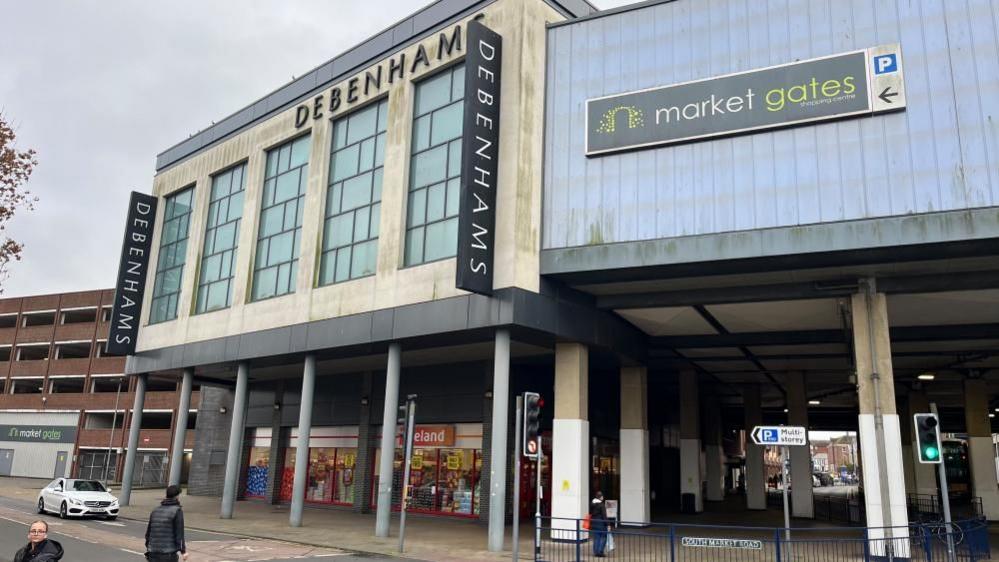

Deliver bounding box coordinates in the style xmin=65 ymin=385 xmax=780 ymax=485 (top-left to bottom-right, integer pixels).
xmin=37 ymin=498 xmax=45 ymax=514
xmin=59 ymin=502 xmax=67 ymax=519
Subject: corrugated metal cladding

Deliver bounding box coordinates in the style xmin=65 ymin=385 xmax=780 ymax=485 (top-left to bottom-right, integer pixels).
xmin=543 ymin=0 xmax=999 ymax=250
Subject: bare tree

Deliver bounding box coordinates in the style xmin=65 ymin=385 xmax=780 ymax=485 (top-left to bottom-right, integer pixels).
xmin=0 ymin=113 xmax=38 ymax=292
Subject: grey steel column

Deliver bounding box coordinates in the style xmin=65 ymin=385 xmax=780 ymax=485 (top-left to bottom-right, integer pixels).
xmin=488 ymin=329 xmax=511 ymax=551
xmin=289 ymin=355 xmax=316 ymax=527
xmin=119 ymin=373 xmax=147 ymax=506
xmin=375 ymin=343 xmax=401 ymax=538
xmin=220 ymin=362 xmax=249 ymax=519
xmin=168 ymin=368 xmax=194 ymax=487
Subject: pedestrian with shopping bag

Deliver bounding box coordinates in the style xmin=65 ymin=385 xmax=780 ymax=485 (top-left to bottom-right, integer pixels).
xmin=590 ymin=490 xmax=608 ymax=557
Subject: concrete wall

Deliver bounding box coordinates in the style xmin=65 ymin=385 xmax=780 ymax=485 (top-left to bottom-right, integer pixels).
xmin=542 ymin=0 xmax=999 ymax=250
xmin=137 ymin=0 xmax=564 ymax=354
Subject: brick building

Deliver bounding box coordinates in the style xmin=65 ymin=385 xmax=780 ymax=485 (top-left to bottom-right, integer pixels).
xmin=0 ymin=289 xmax=196 ymax=483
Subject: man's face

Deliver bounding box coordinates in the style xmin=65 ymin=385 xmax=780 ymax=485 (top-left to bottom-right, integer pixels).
xmin=28 ymin=523 xmax=47 ymax=545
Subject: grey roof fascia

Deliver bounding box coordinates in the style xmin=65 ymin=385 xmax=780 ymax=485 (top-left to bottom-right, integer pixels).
xmin=155 ymin=0 xmax=595 ymax=173
xmin=125 ymin=287 xmax=646 ymax=375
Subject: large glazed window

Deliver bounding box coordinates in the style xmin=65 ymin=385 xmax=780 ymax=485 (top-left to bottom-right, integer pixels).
xmin=150 ymin=187 xmax=194 ymax=324
xmin=196 ymin=163 xmax=246 ymax=313
xmin=252 ymin=135 xmax=309 ymax=301
xmin=405 ymin=64 xmax=464 ymax=266
xmin=319 ymin=99 xmax=388 ymax=285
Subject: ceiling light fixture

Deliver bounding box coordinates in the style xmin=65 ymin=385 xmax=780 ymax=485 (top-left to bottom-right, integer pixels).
xmin=917 ymin=373 xmax=935 ymax=381
xmin=808 ymin=400 xmax=821 ymax=405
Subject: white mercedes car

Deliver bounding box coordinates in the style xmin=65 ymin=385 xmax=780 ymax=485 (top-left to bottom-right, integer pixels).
xmin=37 ymin=478 xmax=119 ymax=519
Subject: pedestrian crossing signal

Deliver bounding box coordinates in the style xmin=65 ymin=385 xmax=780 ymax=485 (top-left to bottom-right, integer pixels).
xmin=914 ymin=413 xmax=942 ymax=464
xmin=524 ymin=392 xmax=542 ymax=459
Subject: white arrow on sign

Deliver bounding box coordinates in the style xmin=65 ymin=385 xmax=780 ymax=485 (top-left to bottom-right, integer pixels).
xmin=751 ymin=426 xmax=808 ymax=446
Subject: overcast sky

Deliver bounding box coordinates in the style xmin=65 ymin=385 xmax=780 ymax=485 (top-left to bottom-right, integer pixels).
xmin=1 ymin=0 xmax=633 ymax=298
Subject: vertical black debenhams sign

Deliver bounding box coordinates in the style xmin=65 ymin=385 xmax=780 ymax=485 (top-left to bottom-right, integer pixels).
xmin=455 ymin=20 xmax=501 ymax=296
xmin=106 ymin=191 xmax=158 ymax=356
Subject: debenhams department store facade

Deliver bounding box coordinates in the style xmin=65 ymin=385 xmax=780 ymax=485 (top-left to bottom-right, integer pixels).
xmin=112 ymin=0 xmax=999 ymax=542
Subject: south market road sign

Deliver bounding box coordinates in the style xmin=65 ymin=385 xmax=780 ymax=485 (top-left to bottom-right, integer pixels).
xmin=751 ymin=425 xmax=808 ymax=447
xmin=586 ymin=44 xmax=906 ymax=156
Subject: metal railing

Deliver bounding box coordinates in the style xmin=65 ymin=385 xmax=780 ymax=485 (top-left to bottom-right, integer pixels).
xmin=534 ymin=516 xmax=990 ymax=561
xmin=768 ymin=490 xmax=985 ymax=527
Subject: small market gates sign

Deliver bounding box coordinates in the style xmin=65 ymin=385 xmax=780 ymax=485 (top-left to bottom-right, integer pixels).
xmin=586 ymin=44 xmax=905 ymax=156
xmin=0 ymin=425 xmax=77 ymax=444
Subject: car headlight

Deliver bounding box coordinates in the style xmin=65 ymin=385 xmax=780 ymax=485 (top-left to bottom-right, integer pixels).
xmin=69 ymin=498 xmax=82 ymax=505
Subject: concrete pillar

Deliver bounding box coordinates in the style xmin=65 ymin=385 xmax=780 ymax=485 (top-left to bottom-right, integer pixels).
xmin=168 ymin=368 xmax=194 ymax=488
xmin=487 ymin=329 xmax=510 ymax=551
xmin=620 ymin=366 xmax=651 ymax=523
xmin=290 ymin=355 xmax=316 ymax=527
xmin=906 ymin=391 xmax=937 ymax=496
xmin=703 ymin=395 xmax=725 ymax=503
xmin=551 ymin=343 xmax=589 ymax=532
xmin=744 ymin=384 xmax=766 ymax=510
xmin=220 ymin=362 xmax=249 ymax=519
xmin=964 ymin=378 xmax=999 ymax=520
xmin=786 ymin=372 xmax=814 ymax=518
xmin=679 ymin=370 xmax=702 ymax=513
xmin=852 ymin=285 xmax=909 ymax=551
xmin=119 ymin=373 xmax=147 ymax=506
xmin=375 ymin=343 xmax=401 ymax=538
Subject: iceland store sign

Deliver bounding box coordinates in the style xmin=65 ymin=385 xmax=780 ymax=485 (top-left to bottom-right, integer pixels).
xmin=455 ymin=20 xmax=501 ymax=296
xmin=106 ymin=192 xmax=158 ymax=356
xmin=587 ymin=44 xmax=905 ymax=156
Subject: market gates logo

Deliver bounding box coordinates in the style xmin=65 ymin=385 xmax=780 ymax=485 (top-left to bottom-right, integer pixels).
xmin=595 ymin=105 xmax=644 ymax=134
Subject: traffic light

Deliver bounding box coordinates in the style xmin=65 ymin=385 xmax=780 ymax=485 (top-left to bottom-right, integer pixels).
xmin=914 ymin=413 xmax=942 ymax=464
xmin=523 ymin=392 xmax=542 ymax=458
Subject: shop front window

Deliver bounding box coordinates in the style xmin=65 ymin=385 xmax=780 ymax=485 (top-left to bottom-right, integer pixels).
xmin=334 ymin=448 xmax=357 ymax=504
xmin=408 ymin=448 xmax=438 ymax=512
xmin=307 ymin=448 xmax=335 ymax=502
xmin=437 ymin=448 xmax=477 ymax=514
xmin=245 ymin=447 xmax=270 ymax=498
xmin=369 ymin=445 xmax=481 ymax=517
xmin=280 ymin=447 xmax=296 ymax=502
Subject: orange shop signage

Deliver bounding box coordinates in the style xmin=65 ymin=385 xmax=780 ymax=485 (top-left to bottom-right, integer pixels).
xmin=398 ymin=425 xmax=455 ymax=447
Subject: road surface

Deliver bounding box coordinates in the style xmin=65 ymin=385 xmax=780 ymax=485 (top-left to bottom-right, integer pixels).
xmin=0 ymin=495 xmax=405 ymax=562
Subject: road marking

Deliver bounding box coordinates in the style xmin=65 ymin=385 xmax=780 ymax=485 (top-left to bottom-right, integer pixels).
xmin=120 ymin=548 xmax=145 ymax=555
xmin=97 ymin=520 xmax=127 ymax=526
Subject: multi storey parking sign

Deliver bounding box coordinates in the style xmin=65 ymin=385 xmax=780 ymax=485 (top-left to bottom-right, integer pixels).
xmin=751 ymin=425 xmax=807 ymax=446
xmin=750 ymin=425 xmax=808 ymax=543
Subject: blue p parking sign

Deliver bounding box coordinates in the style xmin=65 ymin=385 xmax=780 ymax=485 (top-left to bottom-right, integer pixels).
xmin=874 ymin=53 xmax=897 ymax=74
xmin=762 ymin=429 xmax=778 ymax=443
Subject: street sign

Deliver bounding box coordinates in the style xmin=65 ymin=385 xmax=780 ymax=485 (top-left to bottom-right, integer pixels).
xmin=681 ymin=537 xmax=763 ymax=550
xmin=751 ymin=426 xmax=808 ymax=446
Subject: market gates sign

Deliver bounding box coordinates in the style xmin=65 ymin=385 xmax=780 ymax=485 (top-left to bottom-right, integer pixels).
xmin=1 ymin=425 xmax=77 ymax=444
xmin=586 ymin=44 xmax=905 ymax=156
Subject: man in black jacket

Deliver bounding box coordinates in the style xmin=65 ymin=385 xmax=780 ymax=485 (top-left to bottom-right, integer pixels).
xmin=13 ymin=520 xmax=64 ymax=562
xmin=145 ymin=485 xmax=188 ymax=561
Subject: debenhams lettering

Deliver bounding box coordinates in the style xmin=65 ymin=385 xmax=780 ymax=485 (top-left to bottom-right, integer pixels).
xmin=295 ymin=26 xmax=463 ymax=128
xmin=107 ymin=192 xmax=158 ymax=356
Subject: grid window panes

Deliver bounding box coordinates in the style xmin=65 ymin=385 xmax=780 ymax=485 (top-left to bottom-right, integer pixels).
xmin=252 ymin=135 xmax=310 ymax=301
xmin=405 ymin=64 xmax=465 ymax=266
xmin=150 ymin=187 xmax=194 ymax=323
xmin=196 ymin=163 xmax=246 ymax=313
xmin=319 ymin=100 xmax=388 ymax=285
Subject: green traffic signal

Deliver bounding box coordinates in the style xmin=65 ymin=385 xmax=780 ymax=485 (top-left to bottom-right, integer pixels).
xmin=923 ymin=446 xmax=939 ymax=461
